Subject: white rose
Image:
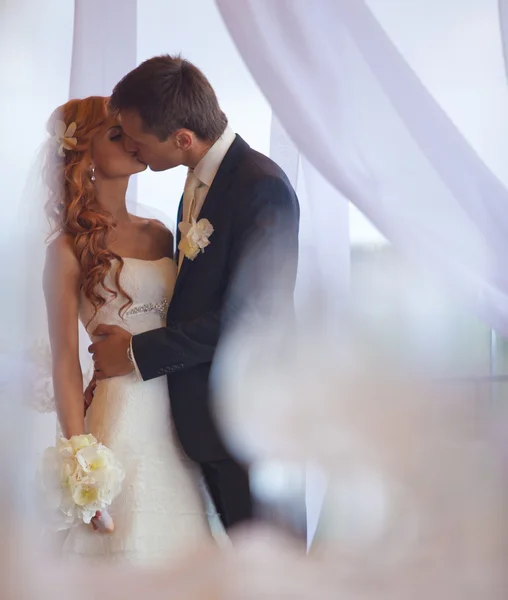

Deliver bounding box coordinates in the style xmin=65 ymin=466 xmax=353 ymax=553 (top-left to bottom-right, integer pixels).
xmin=71 ymin=477 xmax=100 ymax=507
xmin=38 ymin=435 xmax=124 ymax=529
xmin=76 ymin=444 xmax=110 ymax=473
xmin=56 ymin=434 xmax=97 ymax=458
xmin=70 ymin=434 xmax=97 ymax=454
xmin=55 ymin=437 xmax=73 ymax=458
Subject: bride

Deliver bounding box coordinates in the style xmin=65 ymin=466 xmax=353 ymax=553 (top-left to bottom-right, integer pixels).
xmin=42 ymin=96 xmax=220 ymax=565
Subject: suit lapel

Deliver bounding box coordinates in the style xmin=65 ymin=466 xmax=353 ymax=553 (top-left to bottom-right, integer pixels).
xmin=174 ymin=194 xmax=184 ymax=263
xmin=174 ymin=135 xmax=248 ymax=296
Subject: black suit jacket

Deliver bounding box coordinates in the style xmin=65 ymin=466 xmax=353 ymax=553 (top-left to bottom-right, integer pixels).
xmin=131 ymin=135 xmax=300 ymax=463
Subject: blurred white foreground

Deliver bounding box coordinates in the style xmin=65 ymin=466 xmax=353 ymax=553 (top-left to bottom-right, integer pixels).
xmin=213 ymin=314 xmax=508 ymax=597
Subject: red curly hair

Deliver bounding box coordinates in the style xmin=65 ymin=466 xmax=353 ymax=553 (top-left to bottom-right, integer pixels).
xmin=44 ymin=96 xmax=132 ymax=321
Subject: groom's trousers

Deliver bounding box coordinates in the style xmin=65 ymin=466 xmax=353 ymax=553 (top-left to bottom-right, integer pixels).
xmin=201 ymin=458 xmax=253 ymax=530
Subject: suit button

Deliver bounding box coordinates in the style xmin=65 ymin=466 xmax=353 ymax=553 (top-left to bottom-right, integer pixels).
xmin=178 ymin=363 xmax=184 ymax=369
xmin=157 ymin=368 xmax=164 ymax=375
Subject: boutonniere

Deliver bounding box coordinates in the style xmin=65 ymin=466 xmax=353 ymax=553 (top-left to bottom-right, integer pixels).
xmin=178 ymin=218 xmax=214 ymax=261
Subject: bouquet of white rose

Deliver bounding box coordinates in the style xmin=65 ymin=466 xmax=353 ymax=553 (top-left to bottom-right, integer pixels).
xmin=38 ymin=434 xmax=125 ymax=532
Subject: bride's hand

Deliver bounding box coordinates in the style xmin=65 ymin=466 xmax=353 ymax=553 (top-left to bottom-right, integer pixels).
xmin=91 ymin=510 xmax=115 ymax=534
xmin=84 ymin=376 xmax=97 ymax=414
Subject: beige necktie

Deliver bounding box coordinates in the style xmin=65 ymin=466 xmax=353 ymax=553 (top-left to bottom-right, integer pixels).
xmin=178 ymin=169 xmax=202 ymax=272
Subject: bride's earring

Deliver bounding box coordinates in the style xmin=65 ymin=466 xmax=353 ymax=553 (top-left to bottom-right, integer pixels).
xmin=90 ymin=166 xmax=96 ymax=182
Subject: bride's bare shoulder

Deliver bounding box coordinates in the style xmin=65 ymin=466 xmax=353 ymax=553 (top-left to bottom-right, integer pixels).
xmin=131 ymin=215 xmax=174 ymax=257
xmin=46 ymin=232 xmax=73 ymax=255
xmin=44 ymin=234 xmax=81 ymax=301
xmin=131 ymin=214 xmax=171 ymax=232
xmin=45 ymin=233 xmax=79 ymax=272
xmin=148 ymin=218 xmax=173 ymax=239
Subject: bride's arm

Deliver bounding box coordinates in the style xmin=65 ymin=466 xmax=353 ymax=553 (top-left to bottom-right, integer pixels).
xmin=43 ymin=235 xmax=85 ymax=439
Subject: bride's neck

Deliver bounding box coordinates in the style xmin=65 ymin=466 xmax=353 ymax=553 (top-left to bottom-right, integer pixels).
xmin=94 ymin=177 xmax=131 ymax=223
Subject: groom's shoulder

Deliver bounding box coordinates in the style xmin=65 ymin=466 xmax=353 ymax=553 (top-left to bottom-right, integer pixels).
xmin=238 ymin=144 xmax=293 ymax=191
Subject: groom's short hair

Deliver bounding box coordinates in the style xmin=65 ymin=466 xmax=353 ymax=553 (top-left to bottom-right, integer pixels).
xmin=110 ymin=55 xmax=228 ymax=142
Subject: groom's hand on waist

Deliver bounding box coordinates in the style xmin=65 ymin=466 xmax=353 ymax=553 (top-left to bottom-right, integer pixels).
xmin=89 ymin=324 xmax=134 ymax=380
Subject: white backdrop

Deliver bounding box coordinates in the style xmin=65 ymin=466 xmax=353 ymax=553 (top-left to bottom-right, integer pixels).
xmin=3 ymin=0 xmax=508 ymax=549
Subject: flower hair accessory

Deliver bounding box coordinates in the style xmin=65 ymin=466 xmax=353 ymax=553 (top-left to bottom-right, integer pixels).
xmin=53 ymin=120 xmax=77 ymax=157
xmin=178 ymin=218 xmax=214 ymax=261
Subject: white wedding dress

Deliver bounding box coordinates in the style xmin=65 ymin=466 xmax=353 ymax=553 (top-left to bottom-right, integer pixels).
xmin=62 ymin=256 xmax=224 ymax=566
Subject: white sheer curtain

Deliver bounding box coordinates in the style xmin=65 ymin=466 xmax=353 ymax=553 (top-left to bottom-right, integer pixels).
xmin=0 ymin=0 xmax=75 ymax=456
xmin=71 ymin=0 xmax=139 ymax=202
xmin=216 ymin=0 xmax=508 ymax=336
xmin=497 ymin=0 xmax=508 ymax=82
xmin=270 ymin=117 xmax=350 ymax=312
xmin=0 ymin=0 xmax=74 ymax=253
xmin=70 ymin=0 xmax=137 ymax=98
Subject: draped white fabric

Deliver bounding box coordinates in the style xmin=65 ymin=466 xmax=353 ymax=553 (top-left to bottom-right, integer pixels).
xmin=1 ymin=0 xmax=74 ymax=279
xmin=270 ymin=117 xmax=350 ymax=312
xmin=71 ymin=0 xmax=139 ymax=203
xmin=0 ymin=0 xmax=75 ymax=469
xmin=269 ymin=118 xmax=346 ymax=543
xmin=501 ymin=0 xmax=508 ymax=73
xmin=70 ymin=0 xmax=138 ymax=98
xmin=216 ymin=0 xmax=508 ymax=335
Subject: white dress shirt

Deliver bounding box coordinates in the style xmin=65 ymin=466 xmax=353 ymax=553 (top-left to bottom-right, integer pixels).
xmin=188 ymin=125 xmax=236 ymax=221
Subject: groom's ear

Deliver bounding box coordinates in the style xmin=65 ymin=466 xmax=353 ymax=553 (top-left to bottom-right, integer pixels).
xmin=175 ymin=129 xmax=194 ymax=152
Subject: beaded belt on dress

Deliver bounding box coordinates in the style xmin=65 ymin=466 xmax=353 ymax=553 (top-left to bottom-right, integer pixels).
xmin=125 ymin=298 xmax=169 ymax=319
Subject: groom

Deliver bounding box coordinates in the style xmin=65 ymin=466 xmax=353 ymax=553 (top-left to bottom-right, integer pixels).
xmin=89 ymin=55 xmax=300 ymax=530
